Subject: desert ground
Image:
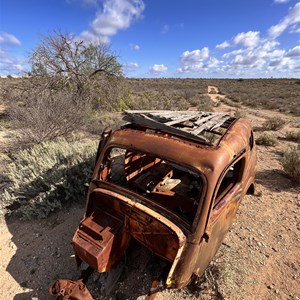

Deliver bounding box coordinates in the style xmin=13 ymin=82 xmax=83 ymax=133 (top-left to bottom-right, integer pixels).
xmin=0 ymin=79 xmax=299 ymax=300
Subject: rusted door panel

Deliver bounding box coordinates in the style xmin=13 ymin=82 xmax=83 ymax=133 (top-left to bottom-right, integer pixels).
xmin=194 ymin=183 xmax=242 ymax=277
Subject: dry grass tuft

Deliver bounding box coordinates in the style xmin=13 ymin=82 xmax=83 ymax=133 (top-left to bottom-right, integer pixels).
xmin=256 ymin=133 xmax=278 ymax=146
xmin=263 ymin=117 xmax=286 ymax=131
xmin=281 ymin=145 xmax=300 ymax=183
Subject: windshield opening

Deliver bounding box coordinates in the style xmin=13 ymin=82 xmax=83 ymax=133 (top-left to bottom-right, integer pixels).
xmin=99 ymin=147 xmax=202 ymax=225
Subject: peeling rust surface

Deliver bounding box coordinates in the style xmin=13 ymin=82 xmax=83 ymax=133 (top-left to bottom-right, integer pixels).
xmin=49 ymin=110 xmax=257 ymax=297
xmin=49 ymin=279 xmax=94 ymax=300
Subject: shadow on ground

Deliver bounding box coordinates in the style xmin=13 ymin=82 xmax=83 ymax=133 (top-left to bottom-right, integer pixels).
xmin=255 ymin=169 xmax=296 ymax=192
xmin=5 ymin=206 xmax=84 ymax=299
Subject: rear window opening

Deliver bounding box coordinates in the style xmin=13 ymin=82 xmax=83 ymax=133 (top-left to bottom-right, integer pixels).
xmin=99 ymin=147 xmax=202 ymax=225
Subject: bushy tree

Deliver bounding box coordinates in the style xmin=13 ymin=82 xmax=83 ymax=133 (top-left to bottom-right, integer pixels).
xmin=9 ymin=31 xmax=125 ymax=144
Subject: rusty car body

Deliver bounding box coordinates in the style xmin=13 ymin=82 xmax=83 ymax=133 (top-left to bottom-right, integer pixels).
xmin=50 ymin=110 xmax=256 ymax=299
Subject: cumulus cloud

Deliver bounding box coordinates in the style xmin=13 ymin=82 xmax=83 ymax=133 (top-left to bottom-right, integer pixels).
xmin=0 ymin=32 xmax=21 ymax=46
xmin=273 ymin=0 xmax=291 ymax=3
xmin=180 ymin=47 xmax=209 ymax=63
xmin=286 ymin=45 xmax=300 ymax=57
xmin=0 ymin=48 xmax=25 ymax=75
xmin=233 ymin=31 xmax=260 ymax=48
xmin=124 ymin=62 xmax=139 ymax=68
xmin=130 ymin=43 xmax=140 ymax=50
xmin=212 ymin=3 xmax=300 ymax=77
xmin=177 ymin=47 xmax=220 ymax=73
xmin=66 ymin=0 xmax=98 ymax=6
xmin=80 ymin=0 xmax=145 ymax=42
xmin=268 ymin=2 xmax=300 ymax=38
xmin=216 ymin=41 xmax=230 ymax=49
xmin=149 ymin=64 xmax=168 ymax=74
xmin=268 ymin=57 xmax=295 ymax=69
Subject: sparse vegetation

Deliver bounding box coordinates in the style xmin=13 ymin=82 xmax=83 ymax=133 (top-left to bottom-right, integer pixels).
xmin=1 ymin=139 xmax=97 ymax=219
xmin=281 ymin=144 xmax=300 ymax=183
xmin=5 ymin=31 xmax=125 ymax=146
xmin=285 ymin=130 xmax=300 ymax=142
xmin=234 ymin=109 xmax=247 ymax=118
xmin=256 ymin=133 xmax=278 ymax=146
xmin=263 ymin=117 xmax=286 ymax=131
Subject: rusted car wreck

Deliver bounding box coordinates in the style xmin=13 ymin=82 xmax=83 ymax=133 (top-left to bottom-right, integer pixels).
xmin=50 ymin=110 xmax=256 ymax=299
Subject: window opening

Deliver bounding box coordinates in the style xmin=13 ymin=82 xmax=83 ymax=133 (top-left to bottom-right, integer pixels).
xmin=100 ymin=147 xmax=202 ymax=225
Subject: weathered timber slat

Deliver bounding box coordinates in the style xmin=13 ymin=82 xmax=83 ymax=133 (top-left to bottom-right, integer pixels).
xmin=192 ymin=114 xmax=227 ymax=135
xmin=123 ymin=110 xmax=233 ymax=143
xmin=194 ymin=113 xmax=224 ymax=126
xmin=123 ymin=112 xmax=207 ymax=142
xmin=210 ymin=116 xmax=232 ymax=130
xmin=165 ymin=113 xmax=200 ymax=126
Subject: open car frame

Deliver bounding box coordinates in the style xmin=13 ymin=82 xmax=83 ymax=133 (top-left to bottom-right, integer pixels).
xmin=49 ymin=110 xmax=257 ymax=299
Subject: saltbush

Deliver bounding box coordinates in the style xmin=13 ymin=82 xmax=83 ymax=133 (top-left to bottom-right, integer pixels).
xmin=285 ymin=131 xmax=300 ymax=142
xmin=1 ymin=138 xmax=97 ymax=219
xmin=281 ymin=145 xmax=300 ymax=183
xmin=256 ymin=133 xmax=278 ymax=146
xmin=263 ymin=117 xmax=286 ymax=131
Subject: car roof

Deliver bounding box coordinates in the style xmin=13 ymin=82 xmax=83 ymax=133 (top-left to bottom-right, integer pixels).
xmin=123 ymin=110 xmax=237 ymax=146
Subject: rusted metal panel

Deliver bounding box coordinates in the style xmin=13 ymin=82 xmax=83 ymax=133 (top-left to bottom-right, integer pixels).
xmin=49 ymin=110 xmax=257 ymax=298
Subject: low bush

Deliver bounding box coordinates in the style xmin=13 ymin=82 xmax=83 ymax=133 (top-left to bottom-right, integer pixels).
xmin=281 ymin=145 xmax=300 ymax=183
xmin=256 ymin=133 xmax=278 ymax=146
xmin=1 ymin=138 xmax=97 ymax=219
xmin=234 ymin=109 xmax=247 ymax=118
xmin=262 ymin=117 xmax=286 ymax=131
xmin=285 ymin=131 xmax=300 ymax=142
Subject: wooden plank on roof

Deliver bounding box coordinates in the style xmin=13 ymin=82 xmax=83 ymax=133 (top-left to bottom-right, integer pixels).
xmin=123 ymin=112 xmax=207 ymax=142
xmin=192 ymin=114 xmax=228 ymax=135
xmin=165 ymin=113 xmax=200 ymax=126
xmin=194 ymin=113 xmax=223 ymax=126
xmin=210 ymin=115 xmax=232 ymax=130
xmin=123 ymin=110 xmax=233 ymax=142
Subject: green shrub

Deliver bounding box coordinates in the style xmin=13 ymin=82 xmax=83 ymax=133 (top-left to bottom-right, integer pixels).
xmin=263 ymin=117 xmax=285 ymax=131
xmin=1 ymin=138 xmax=97 ymax=219
xmin=197 ymin=95 xmax=213 ymax=111
xmin=281 ymin=145 xmax=300 ymax=183
xmin=234 ymin=109 xmax=247 ymax=118
xmin=256 ymin=133 xmax=278 ymax=146
xmin=285 ymin=131 xmax=300 ymax=142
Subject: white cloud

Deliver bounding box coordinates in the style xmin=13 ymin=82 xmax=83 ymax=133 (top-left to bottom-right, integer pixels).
xmin=290 ymin=24 xmax=300 ymax=33
xmin=222 ymin=49 xmax=244 ymax=59
xmin=286 ymin=45 xmax=300 ymax=57
xmin=268 ymin=2 xmax=300 ymax=38
xmin=177 ymin=47 xmax=222 ymax=73
xmin=0 ymin=49 xmax=25 ymax=75
xmin=150 ymin=64 xmax=168 ymax=74
xmin=130 ymin=43 xmax=140 ymax=50
xmin=66 ymin=0 xmax=98 ymax=6
xmin=273 ymin=0 xmax=291 ymax=3
xmin=161 ymin=24 xmax=169 ymax=34
xmin=0 ymin=32 xmax=21 ymax=46
xmin=268 ymin=57 xmax=295 ymax=69
xmin=216 ymin=41 xmax=230 ymax=49
xmin=233 ymin=31 xmax=260 ymax=48
xmin=180 ymin=47 xmax=209 ymax=63
xmin=80 ymin=0 xmax=145 ymax=42
xmin=204 ymin=57 xmax=220 ymax=68
xmin=124 ymin=62 xmax=139 ymax=68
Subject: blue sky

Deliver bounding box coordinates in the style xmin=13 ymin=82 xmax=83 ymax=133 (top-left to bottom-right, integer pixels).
xmin=0 ymin=0 xmax=299 ymax=77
